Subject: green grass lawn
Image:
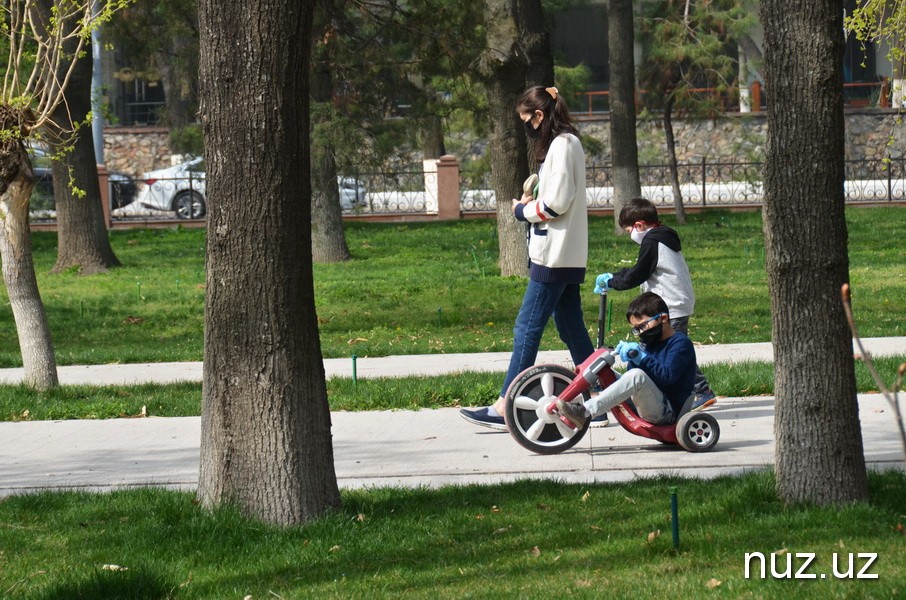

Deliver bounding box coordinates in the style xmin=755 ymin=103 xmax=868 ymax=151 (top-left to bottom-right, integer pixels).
xmin=1 ymin=471 xmax=904 ymax=599
xmin=3 ymin=356 xmax=905 ymax=421
xmin=1 ymin=207 xmax=903 ymax=367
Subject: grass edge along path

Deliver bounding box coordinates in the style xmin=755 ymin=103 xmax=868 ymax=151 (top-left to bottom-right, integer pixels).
xmin=2 ymin=356 xmax=905 ymax=421
xmin=1 ymin=471 xmax=904 ymax=599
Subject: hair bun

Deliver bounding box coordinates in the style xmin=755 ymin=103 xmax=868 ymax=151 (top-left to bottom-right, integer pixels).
xmin=545 ymin=86 xmax=558 ymax=99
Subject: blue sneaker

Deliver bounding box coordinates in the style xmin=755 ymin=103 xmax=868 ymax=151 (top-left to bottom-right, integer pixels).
xmin=692 ymin=391 xmax=716 ymax=412
xmin=459 ymin=407 xmax=507 ymax=431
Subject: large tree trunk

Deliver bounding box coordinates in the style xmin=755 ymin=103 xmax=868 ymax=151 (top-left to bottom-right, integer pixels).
xmin=197 ymin=0 xmax=341 ymax=525
xmin=663 ymin=94 xmax=687 ymax=224
xmin=481 ymin=0 xmax=531 ymax=277
xmin=0 ymin=136 xmax=58 ymax=391
xmin=606 ymin=0 xmax=641 ymax=234
xmin=49 ymin=39 xmax=121 ymax=275
xmin=310 ymin=12 xmax=351 ymax=264
xmin=761 ymin=0 xmax=868 ymax=505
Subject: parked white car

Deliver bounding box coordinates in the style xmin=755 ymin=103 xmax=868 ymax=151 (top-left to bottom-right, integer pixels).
xmin=136 ymin=157 xmax=366 ymax=219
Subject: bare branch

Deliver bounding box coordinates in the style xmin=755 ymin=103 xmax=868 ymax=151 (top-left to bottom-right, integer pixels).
xmin=841 ymin=283 xmax=906 ymax=468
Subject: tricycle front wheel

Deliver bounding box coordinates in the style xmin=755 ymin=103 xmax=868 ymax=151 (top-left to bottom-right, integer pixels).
xmin=503 ymin=364 xmax=590 ymax=455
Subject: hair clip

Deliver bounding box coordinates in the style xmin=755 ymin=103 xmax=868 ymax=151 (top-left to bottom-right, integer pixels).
xmin=545 ymin=86 xmax=558 ymax=99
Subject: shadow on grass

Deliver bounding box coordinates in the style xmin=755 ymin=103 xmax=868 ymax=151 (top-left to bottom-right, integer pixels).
xmin=31 ymin=565 xmax=172 ymax=600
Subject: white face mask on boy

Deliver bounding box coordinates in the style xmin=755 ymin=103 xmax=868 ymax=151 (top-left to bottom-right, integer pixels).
xmin=630 ymin=227 xmax=649 ymax=245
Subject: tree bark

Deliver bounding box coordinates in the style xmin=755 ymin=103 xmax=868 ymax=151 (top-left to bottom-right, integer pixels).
xmin=761 ymin=0 xmax=868 ymax=505
xmin=606 ymin=0 xmax=641 ymax=234
xmin=197 ymin=0 xmax=341 ymax=525
xmin=49 ymin=40 xmax=121 ymax=275
xmin=421 ymin=114 xmax=447 ymax=159
xmin=480 ymin=0 xmax=531 ymax=277
xmin=663 ymin=94 xmax=687 ymax=224
xmin=310 ymin=12 xmax=351 ymax=264
xmin=0 ymin=137 xmax=58 ymax=390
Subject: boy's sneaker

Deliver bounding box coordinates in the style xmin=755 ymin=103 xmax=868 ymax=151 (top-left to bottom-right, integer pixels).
xmin=459 ymin=407 xmax=507 ymax=431
xmin=555 ymin=399 xmax=589 ymax=429
xmin=590 ymin=413 xmax=610 ymax=427
xmin=692 ymin=391 xmax=716 ymax=412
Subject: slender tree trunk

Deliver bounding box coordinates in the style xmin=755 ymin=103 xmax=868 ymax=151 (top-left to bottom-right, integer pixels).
xmin=310 ymin=16 xmax=351 ymax=264
xmin=49 ymin=43 xmax=121 ymax=275
xmin=197 ymin=0 xmax=341 ymax=525
xmin=421 ymin=114 xmax=446 ymax=159
xmin=761 ymin=0 xmax=868 ymax=505
xmin=663 ymin=94 xmax=687 ymax=224
xmin=0 ymin=137 xmax=58 ymax=390
xmin=481 ymin=0 xmax=530 ymax=277
xmin=606 ymin=0 xmax=641 ymax=234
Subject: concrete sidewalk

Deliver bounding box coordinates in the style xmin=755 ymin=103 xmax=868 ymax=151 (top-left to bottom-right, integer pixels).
xmin=0 ymin=337 xmax=902 ymax=386
xmin=0 ymin=338 xmax=904 ymax=496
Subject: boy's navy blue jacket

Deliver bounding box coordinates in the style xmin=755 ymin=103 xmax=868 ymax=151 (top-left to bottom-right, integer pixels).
xmin=628 ymin=331 xmax=696 ymax=418
xmin=609 ymin=225 xmax=695 ymax=319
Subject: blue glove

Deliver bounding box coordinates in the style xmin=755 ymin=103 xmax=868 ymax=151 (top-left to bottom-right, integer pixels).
xmin=594 ymin=273 xmax=614 ymax=294
xmin=615 ymin=341 xmax=647 ymax=365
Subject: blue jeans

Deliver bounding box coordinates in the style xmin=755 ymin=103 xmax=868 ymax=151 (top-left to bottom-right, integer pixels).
xmin=500 ymin=279 xmax=595 ymax=398
xmin=585 ymin=369 xmax=678 ymax=426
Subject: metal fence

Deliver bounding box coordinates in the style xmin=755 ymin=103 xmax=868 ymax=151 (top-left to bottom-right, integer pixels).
xmin=28 ymin=157 xmax=906 ymax=225
xmin=459 ymin=157 xmax=906 ymax=212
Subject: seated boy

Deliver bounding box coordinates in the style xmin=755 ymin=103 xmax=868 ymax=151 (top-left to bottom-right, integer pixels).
xmin=557 ymin=292 xmax=696 ymax=428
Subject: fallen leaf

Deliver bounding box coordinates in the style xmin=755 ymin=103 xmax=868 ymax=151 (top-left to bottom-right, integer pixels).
xmin=581 ymin=491 xmax=590 ymax=502
xmin=357 ymin=513 xmax=365 ymax=522
xmin=590 ymin=526 xmax=604 ymax=532
xmin=328 ymin=545 xmax=341 ymax=552
xmin=529 ymin=546 xmax=542 ymax=556
xmin=705 ymin=579 xmax=722 ymax=589
xmin=101 ymin=564 xmax=128 ymax=571
xmin=537 ymin=503 xmax=552 ymax=511
xmin=838 ymin=539 xmax=845 ymax=548
xmin=491 ymin=506 xmax=500 ymax=513
xmin=493 ymin=527 xmax=508 ymax=535
xmin=475 ymin=515 xmax=485 ymax=520
xmin=624 ymin=496 xmax=636 ymax=504
xmin=773 ymin=548 xmax=788 ymax=556
xmin=647 ymin=530 xmax=660 ymax=544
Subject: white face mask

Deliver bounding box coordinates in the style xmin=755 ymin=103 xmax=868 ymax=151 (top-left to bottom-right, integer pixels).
xmin=630 ymin=227 xmax=649 ymax=245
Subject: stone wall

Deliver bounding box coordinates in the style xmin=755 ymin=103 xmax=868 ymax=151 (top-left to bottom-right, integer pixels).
xmin=102 ymin=109 xmax=906 ymax=178
xmin=103 ymin=127 xmax=173 ymax=178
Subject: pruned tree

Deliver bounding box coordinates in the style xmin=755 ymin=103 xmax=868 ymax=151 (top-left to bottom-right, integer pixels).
xmin=606 ymin=0 xmax=641 ymax=234
xmin=197 ymin=0 xmax=342 ymax=525
xmin=637 ymin=0 xmax=755 ymax=224
xmin=1 ymin=1 xmax=128 ymax=390
xmin=761 ymin=0 xmax=869 ymax=505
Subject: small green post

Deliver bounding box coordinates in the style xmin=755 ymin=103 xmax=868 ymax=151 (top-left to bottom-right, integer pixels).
xmin=351 ymin=355 xmax=358 ymax=387
xmin=436 ymin=307 xmax=443 ymax=327
xmin=137 ymin=281 xmax=142 ymax=299
xmin=669 ymin=486 xmax=679 ymax=550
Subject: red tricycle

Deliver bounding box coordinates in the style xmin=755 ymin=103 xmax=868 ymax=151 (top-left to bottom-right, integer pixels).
xmin=503 ymin=292 xmax=720 ymax=455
